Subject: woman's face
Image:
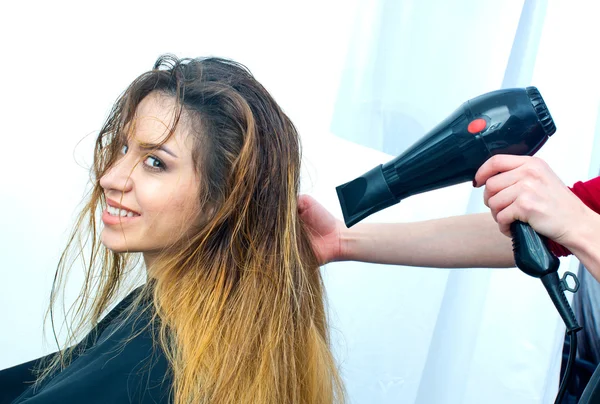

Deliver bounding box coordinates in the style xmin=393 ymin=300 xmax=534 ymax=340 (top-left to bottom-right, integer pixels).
xmin=99 ymin=92 xmax=202 ymax=260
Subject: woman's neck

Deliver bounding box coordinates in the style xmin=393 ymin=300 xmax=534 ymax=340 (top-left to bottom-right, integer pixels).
xmin=143 ymin=252 xmax=159 ymax=279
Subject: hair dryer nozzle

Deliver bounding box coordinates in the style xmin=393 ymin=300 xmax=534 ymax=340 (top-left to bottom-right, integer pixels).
xmin=336 ymin=165 xmax=399 ymax=227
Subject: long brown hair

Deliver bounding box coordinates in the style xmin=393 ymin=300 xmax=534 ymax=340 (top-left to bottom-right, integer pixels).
xmin=40 ymin=55 xmax=345 ymax=403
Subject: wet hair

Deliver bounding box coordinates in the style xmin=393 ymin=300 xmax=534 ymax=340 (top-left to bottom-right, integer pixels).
xmin=41 ymin=55 xmax=345 ymax=403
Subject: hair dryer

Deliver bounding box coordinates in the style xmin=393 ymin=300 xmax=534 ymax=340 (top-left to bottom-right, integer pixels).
xmin=336 ymin=87 xmax=581 ymax=402
xmin=336 ymin=86 xmax=581 ymax=403
xmin=336 ymin=85 xmax=579 ymax=329
xmin=337 ymin=87 xmax=556 ymax=227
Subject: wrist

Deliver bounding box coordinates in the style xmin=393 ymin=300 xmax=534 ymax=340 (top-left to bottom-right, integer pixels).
xmin=336 ymin=224 xmax=351 ymax=262
xmin=561 ymin=207 xmax=600 ymax=256
xmin=336 ymin=223 xmax=372 ymax=263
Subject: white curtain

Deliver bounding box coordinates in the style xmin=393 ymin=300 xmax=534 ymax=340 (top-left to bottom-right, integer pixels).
xmin=301 ymin=0 xmax=600 ymax=403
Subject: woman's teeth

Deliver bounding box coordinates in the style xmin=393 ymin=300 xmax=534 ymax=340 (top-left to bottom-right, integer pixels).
xmin=107 ymin=206 xmax=138 ymax=217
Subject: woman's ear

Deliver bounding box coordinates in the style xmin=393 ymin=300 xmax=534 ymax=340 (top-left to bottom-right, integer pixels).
xmin=204 ymin=205 xmax=216 ymax=219
xmin=193 ymin=201 xmax=216 ymax=228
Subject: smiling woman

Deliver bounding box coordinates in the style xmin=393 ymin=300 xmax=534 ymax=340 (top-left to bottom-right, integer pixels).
xmin=0 ymin=55 xmax=345 ymax=404
xmin=99 ymin=93 xmax=204 ymax=263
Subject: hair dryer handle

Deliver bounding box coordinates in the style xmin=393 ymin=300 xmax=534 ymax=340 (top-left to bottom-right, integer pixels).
xmin=510 ymin=221 xmax=559 ymax=277
xmin=510 ymin=220 xmax=581 ymax=333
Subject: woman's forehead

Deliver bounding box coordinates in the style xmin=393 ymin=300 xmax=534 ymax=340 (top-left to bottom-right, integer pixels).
xmin=126 ymin=93 xmax=193 ymax=153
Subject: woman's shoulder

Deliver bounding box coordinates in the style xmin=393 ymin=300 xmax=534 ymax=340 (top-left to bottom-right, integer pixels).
xmin=7 ymin=285 xmax=172 ymax=404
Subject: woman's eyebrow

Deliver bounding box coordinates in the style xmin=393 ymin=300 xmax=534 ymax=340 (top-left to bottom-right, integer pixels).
xmin=138 ymin=143 xmax=179 ymax=158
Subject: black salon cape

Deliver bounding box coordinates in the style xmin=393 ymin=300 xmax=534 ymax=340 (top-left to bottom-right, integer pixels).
xmin=0 ymin=287 xmax=171 ymax=404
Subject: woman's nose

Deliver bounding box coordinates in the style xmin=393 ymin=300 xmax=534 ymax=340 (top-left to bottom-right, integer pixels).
xmin=99 ymin=155 xmax=135 ymax=193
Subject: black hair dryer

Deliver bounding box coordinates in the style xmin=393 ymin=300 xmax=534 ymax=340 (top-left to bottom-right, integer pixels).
xmin=336 ymin=86 xmax=581 ymax=333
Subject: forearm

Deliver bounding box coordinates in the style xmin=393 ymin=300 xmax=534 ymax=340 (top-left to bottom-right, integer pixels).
xmin=340 ymin=213 xmax=515 ymax=268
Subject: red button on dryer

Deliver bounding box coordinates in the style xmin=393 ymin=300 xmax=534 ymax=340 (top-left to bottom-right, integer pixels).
xmin=467 ymin=118 xmax=487 ymax=134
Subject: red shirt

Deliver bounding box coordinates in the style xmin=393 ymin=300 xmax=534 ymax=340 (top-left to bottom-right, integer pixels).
xmin=546 ymin=176 xmax=600 ymax=256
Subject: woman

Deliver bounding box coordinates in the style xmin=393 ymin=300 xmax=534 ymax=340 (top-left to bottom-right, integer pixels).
xmin=0 ymin=55 xmax=344 ymax=403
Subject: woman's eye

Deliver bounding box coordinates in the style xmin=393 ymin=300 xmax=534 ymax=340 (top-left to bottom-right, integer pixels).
xmin=121 ymin=144 xmax=128 ymax=154
xmin=143 ymin=155 xmax=165 ymax=171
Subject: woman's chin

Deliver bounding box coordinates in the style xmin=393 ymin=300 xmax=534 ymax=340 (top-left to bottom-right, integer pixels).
xmin=100 ymin=232 xmax=134 ymax=253
xmin=101 ymin=242 xmax=128 ymax=253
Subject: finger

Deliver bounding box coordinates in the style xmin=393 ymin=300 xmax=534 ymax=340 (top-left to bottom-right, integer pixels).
xmin=498 ymin=222 xmax=512 ymax=238
xmin=487 ymin=184 xmax=520 ymax=222
xmin=482 ymin=169 xmax=523 ymax=204
xmin=483 ymin=186 xmax=491 ymax=207
xmin=496 ymin=203 xmax=526 ymax=237
xmin=474 ymin=155 xmax=528 ymax=187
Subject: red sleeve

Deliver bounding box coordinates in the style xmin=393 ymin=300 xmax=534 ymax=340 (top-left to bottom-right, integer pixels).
xmin=546 ymin=176 xmax=600 ymax=257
